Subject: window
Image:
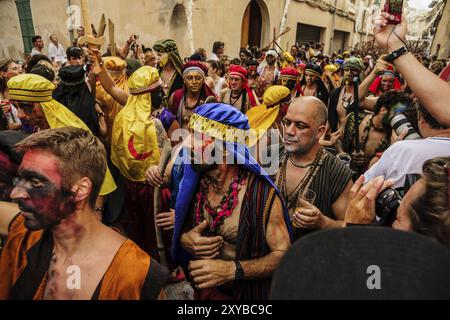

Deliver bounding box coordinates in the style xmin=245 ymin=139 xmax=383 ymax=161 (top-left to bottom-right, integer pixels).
xmin=15 ymin=0 xmax=35 ymax=54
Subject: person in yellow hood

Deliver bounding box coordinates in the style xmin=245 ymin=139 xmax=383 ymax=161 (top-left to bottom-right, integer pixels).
xmin=111 ymin=66 xmax=169 ymax=255
xmin=246 ymin=85 xmax=291 ymax=167
xmin=96 ymin=56 xmax=129 ymax=146
xmin=7 ymin=73 xmax=116 ymax=200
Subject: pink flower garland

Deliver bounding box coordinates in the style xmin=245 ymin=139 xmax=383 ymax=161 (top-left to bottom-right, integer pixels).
xmin=195 ymin=169 xmax=246 ymax=234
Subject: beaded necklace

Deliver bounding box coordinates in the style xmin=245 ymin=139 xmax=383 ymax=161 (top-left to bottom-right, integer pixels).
xmin=277 ymin=148 xmax=326 ymax=211
xmin=195 ymin=168 xmax=247 ymax=234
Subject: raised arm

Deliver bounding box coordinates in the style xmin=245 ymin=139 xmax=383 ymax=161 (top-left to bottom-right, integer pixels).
xmin=89 ymin=49 xmax=129 ymax=106
xmin=358 ymin=57 xmax=390 ymax=111
xmin=373 ymin=12 xmax=450 ymax=126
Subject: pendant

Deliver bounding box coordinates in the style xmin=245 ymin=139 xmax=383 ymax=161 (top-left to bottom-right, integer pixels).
xmin=343 ymin=101 xmax=349 ymax=109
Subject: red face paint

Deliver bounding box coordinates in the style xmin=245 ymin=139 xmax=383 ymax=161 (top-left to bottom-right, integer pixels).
xmin=11 ymin=149 xmax=76 ymax=231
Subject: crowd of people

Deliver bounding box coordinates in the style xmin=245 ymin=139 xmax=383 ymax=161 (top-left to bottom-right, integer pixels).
xmin=0 ymin=11 xmax=449 ymax=300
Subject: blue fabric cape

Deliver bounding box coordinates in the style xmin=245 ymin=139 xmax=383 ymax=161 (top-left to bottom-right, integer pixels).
xmin=171 ymin=103 xmax=293 ymax=264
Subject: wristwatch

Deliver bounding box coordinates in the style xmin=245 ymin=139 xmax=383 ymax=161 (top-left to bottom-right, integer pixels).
xmin=234 ymin=260 xmax=244 ymax=281
xmin=385 ymin=46 xmax=408 ymax=63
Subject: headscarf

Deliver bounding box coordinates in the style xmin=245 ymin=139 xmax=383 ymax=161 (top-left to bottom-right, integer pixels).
xmin=125 ymin=58 xmax=143 ymax=77
xmin=280 ymin=67 xmax=302 ymax=95
xmin=257 ymin=50 xmax=279 ymax=75
xmin=281 ymin=52 xmax=295 ymax=68
xmin=182 ymin=61 xmax=216 ymax=99
xmin=153 ymin=39 xmax=183 ymax=76
xmin=53 ymin=65 xmax=99 ymax=136
xmin=111 ymin=66 xmax=162 ymax=182
xmin=343 ymin=56 xmax=364 ymax=72
xmin=172 ymin=103 xmax=293 ymax=263
xmin=246 ymin=85 xmax=290 ymax=144
xmin=7 ymin=73 xmax=116 ymax=195
xmin=369 ymin=68 xmax=402 ymax=94
xmin=229 ymin=64 xmax=258 ymax=107
xmin=96 ymin=56 xmax=129 ymax=145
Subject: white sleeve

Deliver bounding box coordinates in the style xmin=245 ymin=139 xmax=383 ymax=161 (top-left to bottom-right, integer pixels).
xmin=48 ymin=44 xmax=56 ymax=59
xmin=364 ymin=148 xmax=393 ymax=183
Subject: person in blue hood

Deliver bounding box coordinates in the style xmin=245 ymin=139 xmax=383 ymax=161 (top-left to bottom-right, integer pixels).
xmin=172 ymin=102 xmax=292 ymax=300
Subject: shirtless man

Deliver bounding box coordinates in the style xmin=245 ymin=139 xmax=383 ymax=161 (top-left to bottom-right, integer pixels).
xmin=0 ymin=127 xmax=167 ymax=300
xmin=170 ymin=103 xmax=291 ymax=300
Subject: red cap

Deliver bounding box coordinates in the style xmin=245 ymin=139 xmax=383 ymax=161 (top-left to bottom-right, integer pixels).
xmin=229 ymin=64 xmax=247 ymax=79
xmin=280 ymin=67 xmax=300 ymax=78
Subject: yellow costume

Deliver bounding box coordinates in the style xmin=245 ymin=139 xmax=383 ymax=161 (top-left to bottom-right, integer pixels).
xmin=111 ymin=66 xmax=161 ymax=182
xmin=7 ymin=74 xmax=116 ymax=195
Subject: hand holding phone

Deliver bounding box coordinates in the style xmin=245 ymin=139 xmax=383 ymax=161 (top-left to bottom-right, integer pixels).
xmin=384 ymin=0 xmax=403 ymax=25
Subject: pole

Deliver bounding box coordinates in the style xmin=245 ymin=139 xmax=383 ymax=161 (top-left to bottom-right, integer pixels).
xmin=153 ymin=139 xmax=173 ymax=267
xmin=80 ymin=0 xmax=92 ymax=35
xmin=352 ymin=76 xmax=360 ymax=152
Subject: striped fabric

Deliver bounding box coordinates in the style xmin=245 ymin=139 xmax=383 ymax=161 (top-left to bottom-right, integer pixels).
xmin=295 ymin=151 xmax=353 ymax=239
xmin=234 ymin=174 xmax=278 ymax=300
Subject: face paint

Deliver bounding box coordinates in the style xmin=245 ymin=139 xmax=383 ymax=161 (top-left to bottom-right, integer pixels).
xmin=10 ymin=150 xmax=76 ymax=231
xmin=187 ymin=132 xmax=219 ymax=173
xmin=305 ymin=73 xmax=316 ymax=86
xmin=184 ymin=70 xmax=204 ymax=93
xmin=380 ymin=76 xmax=394 ymax=92
xmin=344 ymin=68 xmax=360 ymax=84
xmin=158 ymin=53 xmax=169 ymax=68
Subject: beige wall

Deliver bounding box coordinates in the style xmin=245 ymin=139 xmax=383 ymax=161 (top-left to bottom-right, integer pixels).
xmin=0 ymin=0 xmax=357 ymax=60
xmin=0 ymin=0 xmax=25 ymax=59
xmin=431 ymin=0 xmax=450 ymax=59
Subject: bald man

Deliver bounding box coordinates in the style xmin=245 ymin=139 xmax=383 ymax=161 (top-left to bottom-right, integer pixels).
xmin=275 ymin=97 xmax=353 ymax=239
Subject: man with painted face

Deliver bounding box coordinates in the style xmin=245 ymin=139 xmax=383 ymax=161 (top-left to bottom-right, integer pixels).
xmin=302 ymin=63 xmax=329 ymax=106
xmin=220 ymin=65 xmax=259 ymax=113
xmin=169 ymin=61 xmax=217 ymax=130
xmin=172 ymin=103 xmax=292 ymax=300
xmin=0 ymin=127 xmax=168 ymax=300
xmin=246 ymin=60 xmax=265 ymax=100
xmin=153 ymin=39 xmax=184 ymax=104
xmin=368 ymin=69 xmax=401 ymax=97
xmin=257 ymin=50 xmax=279 ymax=88
xmin=276 ymin=97 xmax=353 ymax=239
xmin=279 ymin=67 xmax=303 ymax=100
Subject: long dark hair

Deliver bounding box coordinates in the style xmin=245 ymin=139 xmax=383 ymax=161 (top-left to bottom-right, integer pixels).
xmin=0 ymin=59 xmax=14 ymax=93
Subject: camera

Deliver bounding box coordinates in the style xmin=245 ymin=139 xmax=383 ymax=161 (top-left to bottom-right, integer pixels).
xmin=390 ymin=114 xmax=421 ymax=140
xmin=375 ymin=187 xmax=402 ymax=226
xmin=375 ymin=174 xmax=420 ymax=226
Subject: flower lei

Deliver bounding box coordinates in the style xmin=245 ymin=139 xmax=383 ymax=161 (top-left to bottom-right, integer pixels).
xmin=195 ymin=168 xmax=247 ymax=234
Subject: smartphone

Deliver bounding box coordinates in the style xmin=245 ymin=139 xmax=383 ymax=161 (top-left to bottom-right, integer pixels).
xmin=384 ymin=0 xmax=403 ymax=25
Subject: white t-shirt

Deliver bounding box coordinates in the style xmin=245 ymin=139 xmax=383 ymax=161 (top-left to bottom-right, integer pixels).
xmin=209 ymin=53 xmax=219 ymax=61
xmin=48 ymin=42 xmax=67 ymax=64
xmin=364 ymin=137 xmax=450 ymax=188
xmin=30 ymin=48 xmax=43 ymax=56
xmin=214 ymin=77 xmax=226 ymax=97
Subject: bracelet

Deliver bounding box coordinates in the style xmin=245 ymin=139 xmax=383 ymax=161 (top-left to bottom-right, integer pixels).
xmin=385 ymin=46 xmax=408 ymax=63
xmin=234 ymin=260 xmax=244 ymax=281
xmin=95 ymin=207 xmax=105 ymax=212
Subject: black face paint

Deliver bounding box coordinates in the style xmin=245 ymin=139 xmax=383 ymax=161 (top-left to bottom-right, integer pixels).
xmin=14 ymin=169 xmax=76 ymax=231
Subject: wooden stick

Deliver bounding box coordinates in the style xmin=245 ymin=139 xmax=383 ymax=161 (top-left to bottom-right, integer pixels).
xmin=265 ymin=27 xmax=291 ymax=49
xmin=80 ymin=0 xmax=93 ymax=35
xmin=153 ymin=139 xmax=173 ymax=267
xmin=98 ymin=14 xmax=106 ymax=37
xmin=108 ymin=19 xmax=116 ymax=56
